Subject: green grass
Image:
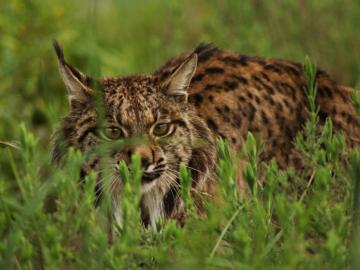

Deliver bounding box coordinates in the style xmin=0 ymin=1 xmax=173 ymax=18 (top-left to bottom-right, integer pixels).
xmin=1 ymin=0 xmax=360 ymax=269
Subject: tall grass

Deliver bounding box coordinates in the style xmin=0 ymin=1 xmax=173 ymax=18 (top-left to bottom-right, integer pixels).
xmin=1 ymin=0 xmax=360 ymax=269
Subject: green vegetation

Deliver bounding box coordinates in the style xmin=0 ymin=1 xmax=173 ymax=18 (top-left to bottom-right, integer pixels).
xmin=1 ymin=1 xmax=360 ymax=269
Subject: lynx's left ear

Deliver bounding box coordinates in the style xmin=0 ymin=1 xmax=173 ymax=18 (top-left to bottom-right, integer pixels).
xmin=164 ymin=53 xmax=198 ymax=102
xmin=53 ymin=40 xmax=93 ymax=105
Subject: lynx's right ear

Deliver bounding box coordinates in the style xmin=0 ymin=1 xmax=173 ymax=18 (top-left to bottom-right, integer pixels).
xmin=162 ymin=53 xmax=198 ymax=103
xmin=53 ymin=40 xmax=93 ymax=104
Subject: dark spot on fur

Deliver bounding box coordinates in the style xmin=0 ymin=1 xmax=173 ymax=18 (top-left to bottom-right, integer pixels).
xmin=252 ymin=57 xmax=266 ymax=65
xmin=281 ymin=64 xmax=301 ymax=76
xmin=276 ymin=102 xmax=283 ymax=112
xmin=248 ymin=103 xmax=256 ymax=122
xmin=231 ymin=74 xmax=248 ymax=85
xmin=347 ymin=114 xmax=356 ymax=124
xmin=80 ymin=168 xmax=87 ymax=179
xmin=222 ymin=55 xmax=249 ymax=67
xmin=252 ymin=75 xmax=262 ymax=84
xmin=318 ymin=86 xmax=334 ymax=99
xmin=285 ymin=126 xmax=295 ymax=138
xmin=238 ymin=95 xmax=246 ymax=102
xmin=331 ymin=107 xmax=337 ymax=115
xmin=252 ymin=127 xmax=260 ymax=133
xmin=278 ymin=82 xmax=297 ymax=100
xmin=205 ymin=84 xmax=221 ymax=91
xmin=233 ymin=115 xmax=242 ymax=128
xmin=192 ymin=73 xmax=205 ymax=83
xmin=224 ymin=81 xmax=238 ymax=91
xmin=296 ymin=105 xmax=306 ymax=125
xmin=222 ymin=115 xmax=230 ymax=122
xmin=191 ymin=93 xmax=203 ymax=106
xmin=261 ymin=111 xmax=269 ymax=124
xmin=206 ymin=118 xmax=218 ymax=131
xmin=218 ymin=132 xmax=227 ymax=140
xmin=205 ymin=67 xmax=224 ymax=74
xmin=318 ymin=111 xmax=328 ymax=122
xmin=283 ymin=99 xmax=290 ymax=107
xmin=265 ymin=94 xmax=276 ymax=106
xmin=337 ymin=89 xmax=348 ymax=102
xmin=247 ymin=92 xmax=253 ymax=99
xmin=260 ymin=72 xmax=271 ymax=82
xmin=275 ymin=111 xmax=285 ymax=127
xmin=264 ymin=64 xmax=283 ymax=73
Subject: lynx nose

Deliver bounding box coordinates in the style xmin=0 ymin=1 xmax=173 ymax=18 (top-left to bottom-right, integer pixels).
xmin=131 ymin=145 xmax=155 ymax=171
xmin=125 ymin=146 xmax=163 ymax=184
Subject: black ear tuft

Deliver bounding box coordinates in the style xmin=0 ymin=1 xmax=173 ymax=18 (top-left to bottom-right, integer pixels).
xmin=53 ymin=39 xmax=65 ymax=63
xmin=53 ymin=39 xmax=94 ymax=104
xmin=193 ymin=43 xmax=216 ymax=54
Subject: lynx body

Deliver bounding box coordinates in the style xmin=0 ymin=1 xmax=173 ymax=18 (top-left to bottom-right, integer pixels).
xmin=53 ymin=43 xmax=360 ymax=227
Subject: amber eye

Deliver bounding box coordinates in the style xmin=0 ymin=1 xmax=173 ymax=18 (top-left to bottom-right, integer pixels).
xmin=103 ymin=127 xmax=123 ymax=140
xmin=152 ymin=123 xmax=172 ymax=137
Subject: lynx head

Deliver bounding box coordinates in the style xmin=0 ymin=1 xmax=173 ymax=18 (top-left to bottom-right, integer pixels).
xmin=52 ymin=41 xmax=216 ymax=227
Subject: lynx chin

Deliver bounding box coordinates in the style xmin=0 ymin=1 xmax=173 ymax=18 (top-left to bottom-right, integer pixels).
xmin=52 ymin=41 xmax=360 ymax=228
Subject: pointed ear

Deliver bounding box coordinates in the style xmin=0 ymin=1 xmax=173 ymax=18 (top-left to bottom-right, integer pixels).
xmin=163 ymin=53 xmax=198 ymax=102
xmin=53 ymin=40 xmax=93 ymax=105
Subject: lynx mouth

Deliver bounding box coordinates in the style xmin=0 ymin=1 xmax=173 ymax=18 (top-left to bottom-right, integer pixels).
xmin=115 ymin=161 xmax=168 ymax=194
xmin=142 ymin=171 xmax=163 ymax=183
xmin=141 ymin=162 xmax=167 ymax=184
xmin=140 ymin=167 xmax=169 ymax=194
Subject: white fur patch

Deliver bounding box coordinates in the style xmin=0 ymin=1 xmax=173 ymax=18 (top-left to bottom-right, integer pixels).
xmin=141 ymin=188 xmax=164 ymax=231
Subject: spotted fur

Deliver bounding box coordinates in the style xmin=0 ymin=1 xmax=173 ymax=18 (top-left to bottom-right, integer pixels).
xmin=157 ymin=44 xmax=360 ymax=169
xmin=52 ymin=41 xmax=360 ymax=227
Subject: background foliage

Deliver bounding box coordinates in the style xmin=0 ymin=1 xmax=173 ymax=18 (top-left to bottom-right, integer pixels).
xmin=1 ymin=0 xmax=360 ymax=269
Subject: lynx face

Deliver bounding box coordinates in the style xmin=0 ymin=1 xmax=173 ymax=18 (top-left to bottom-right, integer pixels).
xmin=52 ymin=41 xmax=216 ymax=228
